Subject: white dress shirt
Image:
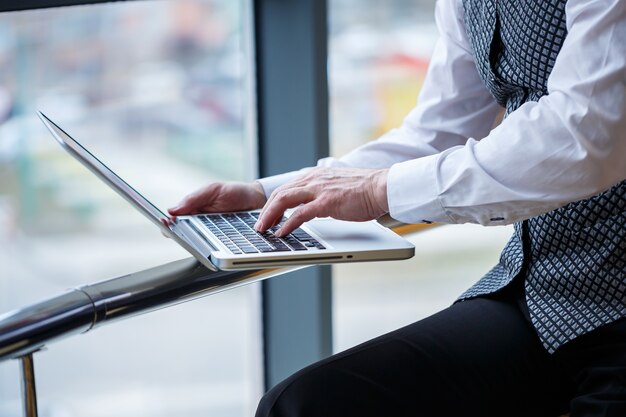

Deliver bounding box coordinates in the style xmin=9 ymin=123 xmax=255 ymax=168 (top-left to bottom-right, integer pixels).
xmin=258 ymin=0 xmax=626 ymax=226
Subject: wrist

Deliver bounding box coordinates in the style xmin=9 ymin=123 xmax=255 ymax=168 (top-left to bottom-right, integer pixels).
xmin=370 ymin=169 xmax=389 ymax=214
xmin=251 ymin=181 xmax=268 ymax=207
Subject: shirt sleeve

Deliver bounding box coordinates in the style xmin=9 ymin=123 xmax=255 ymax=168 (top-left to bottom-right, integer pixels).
xmin=261 ymin=0 xmax=626 ymax=226
xmin=258 ymin=0 xmax=502 ymax=198
xmin=389 ymin=0 xmax=626 ymax=225
xmin=256 ymin=168 xmax=312 ymax=198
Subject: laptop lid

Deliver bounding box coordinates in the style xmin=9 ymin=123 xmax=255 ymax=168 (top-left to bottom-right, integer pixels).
xmin=37 ymin=111 xmax=219 ymax=271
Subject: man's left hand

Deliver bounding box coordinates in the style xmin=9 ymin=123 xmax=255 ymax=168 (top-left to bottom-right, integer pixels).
xmin=255 ymin=167 xmax=389 ymax=237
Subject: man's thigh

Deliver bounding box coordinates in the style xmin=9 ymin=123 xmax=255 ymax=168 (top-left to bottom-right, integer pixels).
xmin=556 ymin=317 xmax=626 ymax=417
xmin=256 ymin=296 xmax=573 ymax=417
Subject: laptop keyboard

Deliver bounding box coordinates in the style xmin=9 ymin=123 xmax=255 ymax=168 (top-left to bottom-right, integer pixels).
xmin=199 ymin=212 xmax=326 ymax=255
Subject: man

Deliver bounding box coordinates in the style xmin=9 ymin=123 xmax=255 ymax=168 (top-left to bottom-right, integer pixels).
xmin=169 ymin=0 xmax=625 ymax=415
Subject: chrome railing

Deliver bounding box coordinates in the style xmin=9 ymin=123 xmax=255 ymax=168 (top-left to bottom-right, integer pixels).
xmin=0 ymin=260 xmax=302 ymax=417
xmin=0 ymin=219 xmax=427 ymax=417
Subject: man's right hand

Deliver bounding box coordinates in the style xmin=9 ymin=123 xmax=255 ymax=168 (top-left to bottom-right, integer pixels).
xmin=168 ymin=181 xmax=267 ymax=217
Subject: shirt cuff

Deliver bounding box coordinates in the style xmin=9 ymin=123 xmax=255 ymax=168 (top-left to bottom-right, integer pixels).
xmin=256 ymin=168 xmax=312 ymax=198
xmin=387 ymin=154 xmax=453 ymax=224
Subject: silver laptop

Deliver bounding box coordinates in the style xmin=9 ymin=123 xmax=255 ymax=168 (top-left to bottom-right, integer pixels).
xmin=38 ymin=111 xmax=415 ymax=271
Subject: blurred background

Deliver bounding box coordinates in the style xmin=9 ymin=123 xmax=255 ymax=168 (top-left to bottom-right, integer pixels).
xmin=0 ymin=0 xmax=512 ymax=416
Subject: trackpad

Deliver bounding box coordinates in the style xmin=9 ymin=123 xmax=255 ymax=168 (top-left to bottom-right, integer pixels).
xmin=307 ymin=218 xmax=383 ymax=242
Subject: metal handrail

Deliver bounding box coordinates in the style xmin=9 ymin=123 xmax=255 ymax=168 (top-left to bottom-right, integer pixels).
xmin=0 ymin=220 xmax=430 ymax=417
xmin=0 ymin=258 xmax=301 ymax=361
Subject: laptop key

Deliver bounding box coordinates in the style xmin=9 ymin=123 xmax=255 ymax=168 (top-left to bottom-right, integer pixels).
xmin=267 ymin=241 xmax=291 ymax=251
xmin=239 ymin=246 xmax=259 ymax=254
xmin=284 ymin=238 xmax=306 ymax=251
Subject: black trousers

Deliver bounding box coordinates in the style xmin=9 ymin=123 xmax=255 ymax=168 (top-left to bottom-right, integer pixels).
xmin=255 ymin=282 xmax=626 ymax=417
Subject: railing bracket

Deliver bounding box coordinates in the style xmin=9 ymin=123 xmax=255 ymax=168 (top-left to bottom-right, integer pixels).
xmin=20 ymin=352 xmax=39 ymax=417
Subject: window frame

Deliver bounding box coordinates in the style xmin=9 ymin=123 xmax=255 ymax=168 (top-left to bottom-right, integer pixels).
xmin=253 ymin=0 xmax=332 ymax=389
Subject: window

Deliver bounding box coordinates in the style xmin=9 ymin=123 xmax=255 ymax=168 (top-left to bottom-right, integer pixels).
xmin=328 ymin=0 xmax=514 ymax=352
xmin=0 ymin=1 xmax=262 ymax=415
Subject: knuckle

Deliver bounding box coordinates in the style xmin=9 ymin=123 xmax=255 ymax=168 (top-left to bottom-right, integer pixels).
xmin=289 ymin=210 xmax=305 ymax=224
xmin=317 ymin=194 xmax=333 ymax=206
xmin=268 ymin=189 xmax=280 ymax=201
xmin=295 ymin=206 xmax=314 ymax=221
xmin=276 ymin=187 xmax=293 ymax=198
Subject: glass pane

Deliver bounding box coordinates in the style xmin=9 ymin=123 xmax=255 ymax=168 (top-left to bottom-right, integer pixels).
xmin=328 ymin=1 xmax=514 ymax=352
xmin=0 ymin=1 xmax=262 ymax=416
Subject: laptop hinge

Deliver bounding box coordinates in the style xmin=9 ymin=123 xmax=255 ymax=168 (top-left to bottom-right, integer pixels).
xmin=175 ymin=219 xmax=218 ymax=254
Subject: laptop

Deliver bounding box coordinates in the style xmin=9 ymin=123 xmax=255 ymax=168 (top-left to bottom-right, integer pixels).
xmin=38 ymin=111 xmax=415 ymax=271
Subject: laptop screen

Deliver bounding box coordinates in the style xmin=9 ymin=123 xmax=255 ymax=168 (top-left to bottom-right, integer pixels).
xmin=37 ymin=112 xmax=170 ymax=232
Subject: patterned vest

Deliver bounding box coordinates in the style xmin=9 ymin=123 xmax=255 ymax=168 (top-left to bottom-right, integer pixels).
xmin=457 ymin=0 xmax=626 ymax=353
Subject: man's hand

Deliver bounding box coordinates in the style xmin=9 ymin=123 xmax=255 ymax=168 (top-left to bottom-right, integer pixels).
xmin=168 ymin=181 xmax=267 ymax=217
xmin=255 ymin=167 xmax=389 ymax=237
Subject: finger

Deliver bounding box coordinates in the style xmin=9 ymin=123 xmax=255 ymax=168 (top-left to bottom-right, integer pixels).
xmin=274 ymin=203 xmax=320 ymax=237
xmin=257 ymin=187 xmax=314 ymax=231
xmin=168 ymin=189 xmax=209 ymax=215
xmin=167 ymin=207 xmax=180 ymax=215
xmin=258 ymin=184 xmax=288 ymax=221
xmin=255 ymin=188 xmax=314 ymax=232
xmin=258 ymin=175 xmax=308 ymax=220
xmin=256 ymin=184 xmax=292 ymax=227
xmin=266 ymin=215 xmax=282 ymax=230
xmin=168 ymin=199 xmax=194 ymax=215
xmin=160 ymin=218 xmax=172 ymax=238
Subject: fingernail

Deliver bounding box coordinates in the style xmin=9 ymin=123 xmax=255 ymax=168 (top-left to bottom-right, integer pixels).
xmin=254 ymin=221 xmax=262 ymax=231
